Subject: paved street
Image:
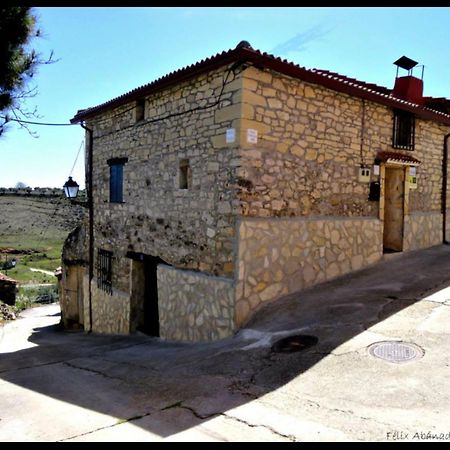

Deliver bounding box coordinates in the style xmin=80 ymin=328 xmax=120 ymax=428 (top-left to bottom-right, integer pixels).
xmin=1 ymin=244 xmax=450 ymax=442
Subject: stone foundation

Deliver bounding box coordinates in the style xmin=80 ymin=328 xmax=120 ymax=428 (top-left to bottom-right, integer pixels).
xmin=235 ymin=216 xmax=383 ymax=327
xmin=403 ymin=212 xmax=442 ymax=251
xmin=90 ymin=283 xmax=130 ymax=334
xmin=157 ymin=264 xmax=235 ymax=342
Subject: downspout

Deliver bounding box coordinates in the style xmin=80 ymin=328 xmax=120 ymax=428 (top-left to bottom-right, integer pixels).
xmin=442 ymin=132 xmax=450 ymax=244
xmin=80 ymin=122 xmax=94 ymax=332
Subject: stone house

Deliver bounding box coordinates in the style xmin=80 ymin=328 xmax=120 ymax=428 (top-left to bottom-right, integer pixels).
xmin=0 ymin=272 xmax=18 ymax=306
xmin=61 ymin=41 xmax=450 ymax=342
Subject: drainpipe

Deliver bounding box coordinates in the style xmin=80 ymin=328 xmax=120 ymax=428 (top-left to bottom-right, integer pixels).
xmin=442 ymin=132 xmax=450 ymax=244
xmin=80 ymin=122 xmax=94 ymax=332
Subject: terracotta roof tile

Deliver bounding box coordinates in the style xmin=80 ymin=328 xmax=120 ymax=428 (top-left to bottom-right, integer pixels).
xmin=377 ymin=151 xmax=421 ymax=166
xmin=71 ymin=42 xmax=450 ymax=126
xmin=0 ymin=272 xmax=18 ymax=284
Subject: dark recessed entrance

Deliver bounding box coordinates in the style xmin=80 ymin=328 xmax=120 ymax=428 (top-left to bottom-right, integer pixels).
xmin=142 ymin=256 xmax=159 ymax=336
xmin=128 ymin=252 xmax=168 ymax=337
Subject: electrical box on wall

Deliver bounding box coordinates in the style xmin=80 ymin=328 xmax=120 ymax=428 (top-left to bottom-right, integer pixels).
xmin=408 ymin=166 xmax=417 ymax=189
xmin=358 ymin=167 xmax=371 ymax=183
xmin=408 ymin=175 xmax=418 ymax=189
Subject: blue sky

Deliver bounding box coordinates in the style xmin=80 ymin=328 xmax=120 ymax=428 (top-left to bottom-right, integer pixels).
xmin=1 ymin=6 xmax=450 ymax=189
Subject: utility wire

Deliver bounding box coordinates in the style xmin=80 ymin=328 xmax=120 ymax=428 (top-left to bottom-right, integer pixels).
xmin=0 ymin=60 xmax=247 ymax=131
xmin=69 ymin=139 xmax=85 ymax=177
xmin=92 ymin=61 xmax=246 ymax=140
xmin=0 ymin=116 xmax=76 ymax=126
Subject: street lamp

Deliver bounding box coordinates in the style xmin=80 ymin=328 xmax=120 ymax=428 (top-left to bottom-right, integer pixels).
xmin=63 ymin=176 xmax=80 ymax=199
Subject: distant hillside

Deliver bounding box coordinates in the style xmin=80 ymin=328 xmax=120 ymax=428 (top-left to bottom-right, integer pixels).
xmin=0 ymin=188 xmax=85 ymax=243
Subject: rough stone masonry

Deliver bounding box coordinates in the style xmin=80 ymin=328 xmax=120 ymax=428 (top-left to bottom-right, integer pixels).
xmin=61 ymin=43 xmax=450 ymax=342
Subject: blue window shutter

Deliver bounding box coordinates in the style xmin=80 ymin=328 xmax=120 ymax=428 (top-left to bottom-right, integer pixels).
xmin=110 ymin=164 xmax=123 ymax=202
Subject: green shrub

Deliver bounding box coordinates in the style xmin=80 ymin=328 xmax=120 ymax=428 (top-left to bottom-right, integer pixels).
xmin=15 ymin=285 xmax=59 ymax=312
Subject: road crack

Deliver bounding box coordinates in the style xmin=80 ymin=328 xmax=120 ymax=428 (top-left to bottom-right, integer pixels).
xmin=221 ymin=413 xmax=297 ymax=441
xmin=62 ymin=361 xmax=127 ymax=383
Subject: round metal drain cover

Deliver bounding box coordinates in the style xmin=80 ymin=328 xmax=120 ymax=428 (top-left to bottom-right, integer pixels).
xmin=368 ymin=341 xmax=424 ymax=363
xmin=271 ymin=334 xmax=318 ymax=353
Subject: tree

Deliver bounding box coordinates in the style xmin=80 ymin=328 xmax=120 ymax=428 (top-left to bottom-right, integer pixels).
xmin=0 ymin=7 xmax=55 ymax=136
xmin=14 ymin=181 xmax=28 ymax=188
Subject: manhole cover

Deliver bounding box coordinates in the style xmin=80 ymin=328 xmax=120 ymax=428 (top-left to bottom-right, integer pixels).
xmin=271 ymin=334 xmax=318 ymax=353
xmin=368 ymin=341 xmax=424 ymax=363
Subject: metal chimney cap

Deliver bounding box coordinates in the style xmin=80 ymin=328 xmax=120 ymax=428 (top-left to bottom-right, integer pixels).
xmin=394 ymin=56 xmax=418 ymax=71
xmin=236 ymin=40 xmax=252 ymax=50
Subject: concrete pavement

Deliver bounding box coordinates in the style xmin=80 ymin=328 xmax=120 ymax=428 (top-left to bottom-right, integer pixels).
xmin=1 ymin=244 xmax=450 ymax=441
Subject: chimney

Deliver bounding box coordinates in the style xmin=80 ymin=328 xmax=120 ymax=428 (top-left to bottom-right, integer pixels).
xmin=392 ymin=56 xmax=424 ymax=105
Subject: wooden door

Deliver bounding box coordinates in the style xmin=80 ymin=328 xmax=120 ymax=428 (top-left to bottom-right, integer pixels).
xmin=383 ymin=167 xmax=405 ymax=252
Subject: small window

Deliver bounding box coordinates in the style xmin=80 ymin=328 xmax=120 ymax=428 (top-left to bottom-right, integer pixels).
xmin=135 ymin=98 xmax=145 ymax=123
xmin=97 ymin=249 xmax=112 ymax=294
xmin=108 ymin=157 xmax=128 ymax=203
xmin=179 ymin=159 xmax=191 ymax=189
xmin=392 ymin=109 xmax=415 ymax=150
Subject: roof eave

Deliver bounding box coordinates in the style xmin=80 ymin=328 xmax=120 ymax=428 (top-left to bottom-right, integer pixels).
xmin=70 ymin=47 xmax=247 ymax=123
xmin=239 ymin=48 xmax=450 ymax=126
xmin=71 ymin=46 xmax=450 ymax=127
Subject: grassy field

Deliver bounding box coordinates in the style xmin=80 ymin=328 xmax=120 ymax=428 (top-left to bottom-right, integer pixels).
xmin=1 ymin=234 xmax=64 ymax=285
xmin=0 ymin=192 xmax=83 ymax=314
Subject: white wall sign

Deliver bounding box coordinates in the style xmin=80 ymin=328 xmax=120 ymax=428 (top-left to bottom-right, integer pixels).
xmin=247 ymin=128 xmax=258 ymax=144
xmin=226 ymin=128 xmax=235 ymax=143
xmin=410 ymin=166 xmax=417 ymax=176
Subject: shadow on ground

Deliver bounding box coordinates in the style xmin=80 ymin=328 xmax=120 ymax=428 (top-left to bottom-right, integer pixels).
xmin=1 ymin=245 xmax=450 ymax=441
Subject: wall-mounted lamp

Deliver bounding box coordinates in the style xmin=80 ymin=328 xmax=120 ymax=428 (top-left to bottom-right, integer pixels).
xmin=63 ymin=176 xmax=88 ymax=207
xmin=63 ymin=176 xmax=80 ymax=199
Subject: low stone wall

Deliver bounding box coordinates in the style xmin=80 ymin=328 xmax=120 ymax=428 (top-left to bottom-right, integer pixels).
xmin=0 ymin=187 xmax=63 ymax=197
xmin=403 ymin=212 xmax=442 ymax=251
xmin=157 ymin=264 xmax=235 ymax=342
xmin=90 ymin=283 xmax=130 ymax=334
xmin=235 ymin=216 xmax=383 ymax=327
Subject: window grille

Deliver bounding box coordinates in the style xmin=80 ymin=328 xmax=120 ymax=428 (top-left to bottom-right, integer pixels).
xmin=392 ymin=110 xmax=415 ymax=150
xmin=97 ymin=249 xmax=112 ymax=294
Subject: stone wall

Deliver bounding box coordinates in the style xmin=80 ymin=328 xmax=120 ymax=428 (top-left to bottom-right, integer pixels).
xmin=0 ymin=187 xmax=66 ymax=197
xmin=90 ymin=284 xmax=130 ymax=334
xmin=235 ymin=216 xmax=382 ymax=326
xmin=236 ymin=66 xmax=450 ymax=219
xmin=157 ymin=264 xmax=234 ymax=342
xmin=86 ymin=64 xmax=244 ymax=290
xmin=230 ymin=66 xmax=450 ymax=326
xmin=80 ymin=64 xmax=245 ymax=338
xmin=63 ymin=61 xmax=450 ymax=341
xmin=60 ymin=265 xmax=85 ymax=329
xmin=60 ymin=220 xmax=89 ymax=329
xmin=403 ymin=212 xmax=442 ymax=251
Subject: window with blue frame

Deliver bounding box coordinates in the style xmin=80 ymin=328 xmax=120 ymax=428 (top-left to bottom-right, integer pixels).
xmin=107 ymin=157 xmax=128 ymax=203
